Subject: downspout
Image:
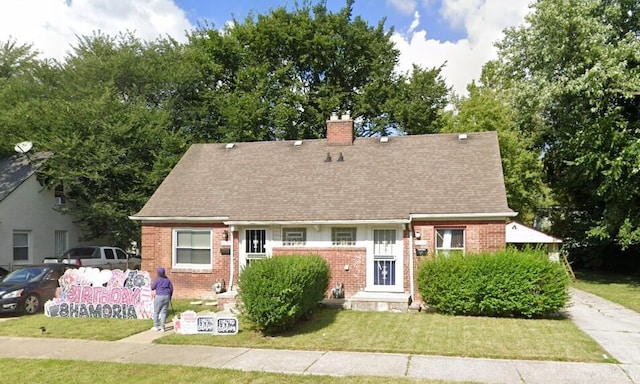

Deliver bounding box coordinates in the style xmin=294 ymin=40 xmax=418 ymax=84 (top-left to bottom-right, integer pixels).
xmin=228 ymin=226 xmax=235 ymax=291
xmin=408 ymin=223 xmax=415 ymax=302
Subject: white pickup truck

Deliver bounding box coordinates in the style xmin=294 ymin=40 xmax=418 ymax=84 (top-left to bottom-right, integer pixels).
xmin=43 ymin=246 xmax=142 ymax=270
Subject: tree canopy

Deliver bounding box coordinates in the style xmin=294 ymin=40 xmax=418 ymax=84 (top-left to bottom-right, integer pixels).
xmin=0 ymin=1 xmax=449 ymax=247
xmin=493 ymin=0 xmax=640 ymax=263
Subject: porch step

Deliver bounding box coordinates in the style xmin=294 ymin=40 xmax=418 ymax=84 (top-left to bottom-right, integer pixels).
xmin=321 ymin=292 xmax=412 ymax=312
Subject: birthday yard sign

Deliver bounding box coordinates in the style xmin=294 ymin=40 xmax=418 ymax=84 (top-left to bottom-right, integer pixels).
xmin=44 ymin=268 xmax=154 ymax=320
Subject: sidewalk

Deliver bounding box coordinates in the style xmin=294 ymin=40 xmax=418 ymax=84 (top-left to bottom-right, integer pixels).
xmin=568 ymin=288 xmax=640 ymax=365
xmin=0 ymin=335 xmax=637 ymax=384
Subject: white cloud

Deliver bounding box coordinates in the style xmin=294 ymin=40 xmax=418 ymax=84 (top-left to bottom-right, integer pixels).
xmin=0 ymin=0 xmax=193 ymax=60
xmin=392 ymin=0 xmax=530 ymax=95
xmin=408 ymin=11 xmax=421 ymax=34
xmin=387 ymin=0 xmax=418 ymax=15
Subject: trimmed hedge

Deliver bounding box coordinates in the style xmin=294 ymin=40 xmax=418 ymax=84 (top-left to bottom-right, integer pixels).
xmin=417 ymin=248 xmax=569 ymax=318
xmin=238 ymin=255 xmax=330 ymax=334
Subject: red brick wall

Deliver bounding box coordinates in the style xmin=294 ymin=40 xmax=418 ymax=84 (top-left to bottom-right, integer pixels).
xmin=326 ymin=119 xmax=353 ymax=145
xmin=272 ymin=247 xmax=366 ymax=297
xmin=141 ymin=221 xmax=505 ymax=301
xmin=141 ymin=223 xmax=237 ymax=299
xmin=410 ymin=220 xmax=506 ymax=303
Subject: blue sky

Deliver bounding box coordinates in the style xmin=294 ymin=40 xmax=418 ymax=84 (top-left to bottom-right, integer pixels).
xmin=0 ymin=0 xmax=531 ymax=94
xmin=175 ymin=0 xmax=465 ymax=42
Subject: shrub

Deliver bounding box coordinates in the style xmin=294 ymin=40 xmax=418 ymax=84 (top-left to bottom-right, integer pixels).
xmin=417 ymin=248 xmax=569 ymax=318
xmin=239 ymin=255 xmax=330 ymax=334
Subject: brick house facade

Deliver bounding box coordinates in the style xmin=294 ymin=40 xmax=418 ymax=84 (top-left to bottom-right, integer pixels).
xmin=132 ymin=114 xmax=516 ymax=307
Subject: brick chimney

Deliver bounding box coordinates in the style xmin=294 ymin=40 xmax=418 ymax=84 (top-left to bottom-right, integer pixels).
xmin=326 ymin=112 xmax=353 ymax=145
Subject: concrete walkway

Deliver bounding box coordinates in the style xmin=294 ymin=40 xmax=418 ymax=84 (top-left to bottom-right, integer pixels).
xmin=568 ymin=288 xmax=640 ymax=365
xmin=0 ymin=335 xmax=638 ymax=383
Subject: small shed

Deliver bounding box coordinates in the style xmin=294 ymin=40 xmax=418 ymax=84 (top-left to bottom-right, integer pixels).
xmin=505 ymin=222 xmax=562 ymax=260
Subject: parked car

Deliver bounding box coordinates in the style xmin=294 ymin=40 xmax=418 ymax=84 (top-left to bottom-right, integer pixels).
xmin=43 ymin=246 xmax=142 ymax=270
xmin=0 ymin=267 xmax=8 ymax=280
xmin=0 ymin=264 xmax=77 ymax=314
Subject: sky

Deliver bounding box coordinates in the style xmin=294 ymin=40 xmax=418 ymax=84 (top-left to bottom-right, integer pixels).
xmin=0 ymin=0 xmax=532 ymax=95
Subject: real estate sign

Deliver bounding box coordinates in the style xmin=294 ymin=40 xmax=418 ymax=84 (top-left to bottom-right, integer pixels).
xmin=44 ymin=268 xmax=154 ymax=320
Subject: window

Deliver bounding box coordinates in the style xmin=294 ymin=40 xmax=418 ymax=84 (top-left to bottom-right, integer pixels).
xmin=13 ymin=232 xmax=30 ymax=262
xmin=54 ymin=230 xmax=68 ymax=257
xmin=115 ymin=249 xmax=128 ymax=260
xmin=332 ymin=227 xmax=356 ymax=246
xmin=174 ymin=230 xmax=212 ymax=267
xmin=104 ymin=249 xmax=115 ymax=260
xmin=436 ymin=229 xmax=465 ymax=256
xmin=282 ymin=228 xmax=306 ymax=246
xmin=54 ymin=185 xmax=66 ymax=206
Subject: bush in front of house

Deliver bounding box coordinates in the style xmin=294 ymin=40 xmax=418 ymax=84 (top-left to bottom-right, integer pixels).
xmin=417 ymin=248 xmax=569 ymax=318
xmin=238 ymin=255 xmax=330 ymax=334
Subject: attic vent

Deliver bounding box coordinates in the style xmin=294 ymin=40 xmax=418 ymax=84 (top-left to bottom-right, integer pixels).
xmin=324 ymin=152 xmax=332 ymax=162
xmin=380 ymin=136 xmax=389 ymax=143
xmin=337 ymin=152 xmax=344 ymax=162
xmin=458 ymin=134 xmax=468 ymax=141
xmin=225 ymin=143 xmax=235 ymax=149
xmin=294 ymin=140 xmax=303 ymax=146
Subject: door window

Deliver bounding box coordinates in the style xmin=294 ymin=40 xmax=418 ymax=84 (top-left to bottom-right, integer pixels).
xmin=245 ymin=229 xmax=266 ymax=265
xmin=373 ymin=229 xmax=396 ymax=286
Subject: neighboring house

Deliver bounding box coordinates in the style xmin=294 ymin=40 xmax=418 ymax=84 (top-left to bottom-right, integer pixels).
xmin=506 ymin=222 xmax=562 ymax=261
xmin=0 ymin=153 xmax=88 ymax=269
xmin=132 ymin=114 xmax=516 ymax=309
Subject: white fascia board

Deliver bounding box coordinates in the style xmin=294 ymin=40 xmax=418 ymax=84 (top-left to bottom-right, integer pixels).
xmin=409 ymin=212 xmax=518 ymax=221
xmin=129 ymin=216 xmax=229 ymax=223
xmin=224 ymin=219 xmax=410 ymax=225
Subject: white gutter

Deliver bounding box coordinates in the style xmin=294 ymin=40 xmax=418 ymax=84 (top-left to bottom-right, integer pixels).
xmin=224 ymin=219 xmax=410 ymax=225
xmin=228 ymin=226 xmax=235 ymax=290
xmin=129 ymin=216 xmax=229 ymax=223
xmin=409 ymin=212 xmax=518 ymax=220
xmin=408 ymin=226 xmax=415 ymax=302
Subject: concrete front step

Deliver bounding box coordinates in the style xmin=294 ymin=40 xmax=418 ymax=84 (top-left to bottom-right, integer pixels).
xmin=321 ymin=292 xmax=412 ymax=312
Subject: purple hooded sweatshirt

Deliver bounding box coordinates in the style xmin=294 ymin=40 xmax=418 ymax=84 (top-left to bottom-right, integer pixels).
xmin=151 ymin=267 xmax=173 ymax=297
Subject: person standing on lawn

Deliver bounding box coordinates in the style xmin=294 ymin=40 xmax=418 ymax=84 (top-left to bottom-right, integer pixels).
xmin=151 ymin=267 xmax=173 ymax=332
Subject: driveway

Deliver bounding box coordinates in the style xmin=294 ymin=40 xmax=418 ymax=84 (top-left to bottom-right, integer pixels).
xmin=568 ymin=288 xmax=640 ymax=365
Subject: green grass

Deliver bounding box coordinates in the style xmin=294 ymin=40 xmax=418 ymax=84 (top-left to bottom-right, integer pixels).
xmin=0 ymin=359 xmax=456 ymax=384
xmin=0 ymin=299 xmax=212 ymax=341
xmin=574 ymin=271 xmax=640 ymax=313
xmin=157 ymin=309 xmax=608 ymax=362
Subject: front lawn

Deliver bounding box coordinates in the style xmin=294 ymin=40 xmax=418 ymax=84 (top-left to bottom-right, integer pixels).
xmin=157 ymin=309 xmax=608 ymax=362
xmin=0 ymin=299 xmax=208 ymax=341
xmin=574 ymin=271 xmax=640 ymax=313
xmin=0 ymin=358 xmax=453 ymax=384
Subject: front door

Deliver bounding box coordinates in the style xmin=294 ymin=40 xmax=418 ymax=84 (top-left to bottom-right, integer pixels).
xmin=244 ymin=229 xmax=267 ymax=267
xmin=368 ymin=229 xmax=403 ymax=291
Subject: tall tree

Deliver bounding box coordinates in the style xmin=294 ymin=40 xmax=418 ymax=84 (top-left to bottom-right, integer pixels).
xmin=179 ymin=0 xmax=448 ymax=140
xmin=444 ymin=66 xmax=548 ymax=223
xmin=494 ymin=0 xmax=640 ymax=253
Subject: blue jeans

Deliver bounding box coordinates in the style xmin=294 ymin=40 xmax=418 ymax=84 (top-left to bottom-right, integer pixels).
xmin=153 ymin=295 xmax=170 ymax=329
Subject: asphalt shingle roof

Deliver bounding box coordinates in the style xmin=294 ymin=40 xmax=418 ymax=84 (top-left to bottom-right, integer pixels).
xmin=0 ymin=153 xmax=50 ymax=204
xmin=134 ymin=132 xmax=513 ymax=221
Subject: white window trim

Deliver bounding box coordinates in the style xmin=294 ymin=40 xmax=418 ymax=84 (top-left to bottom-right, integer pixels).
xmin=172 ymin=228 xmax=213 ymax=270
xmin=281 ymin=227 xmax=307 ymax=247
xmin=435 ymin=228 xmax=466 ymax=256
xmin=331 ymin=227 xmax=357 ymax=246
xmin=13 ymin=230 xmax=32 ymax=264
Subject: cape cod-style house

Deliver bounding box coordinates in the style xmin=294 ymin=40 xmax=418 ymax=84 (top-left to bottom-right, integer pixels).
xmin=132 ymin=114 xmax=516 ymax=310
